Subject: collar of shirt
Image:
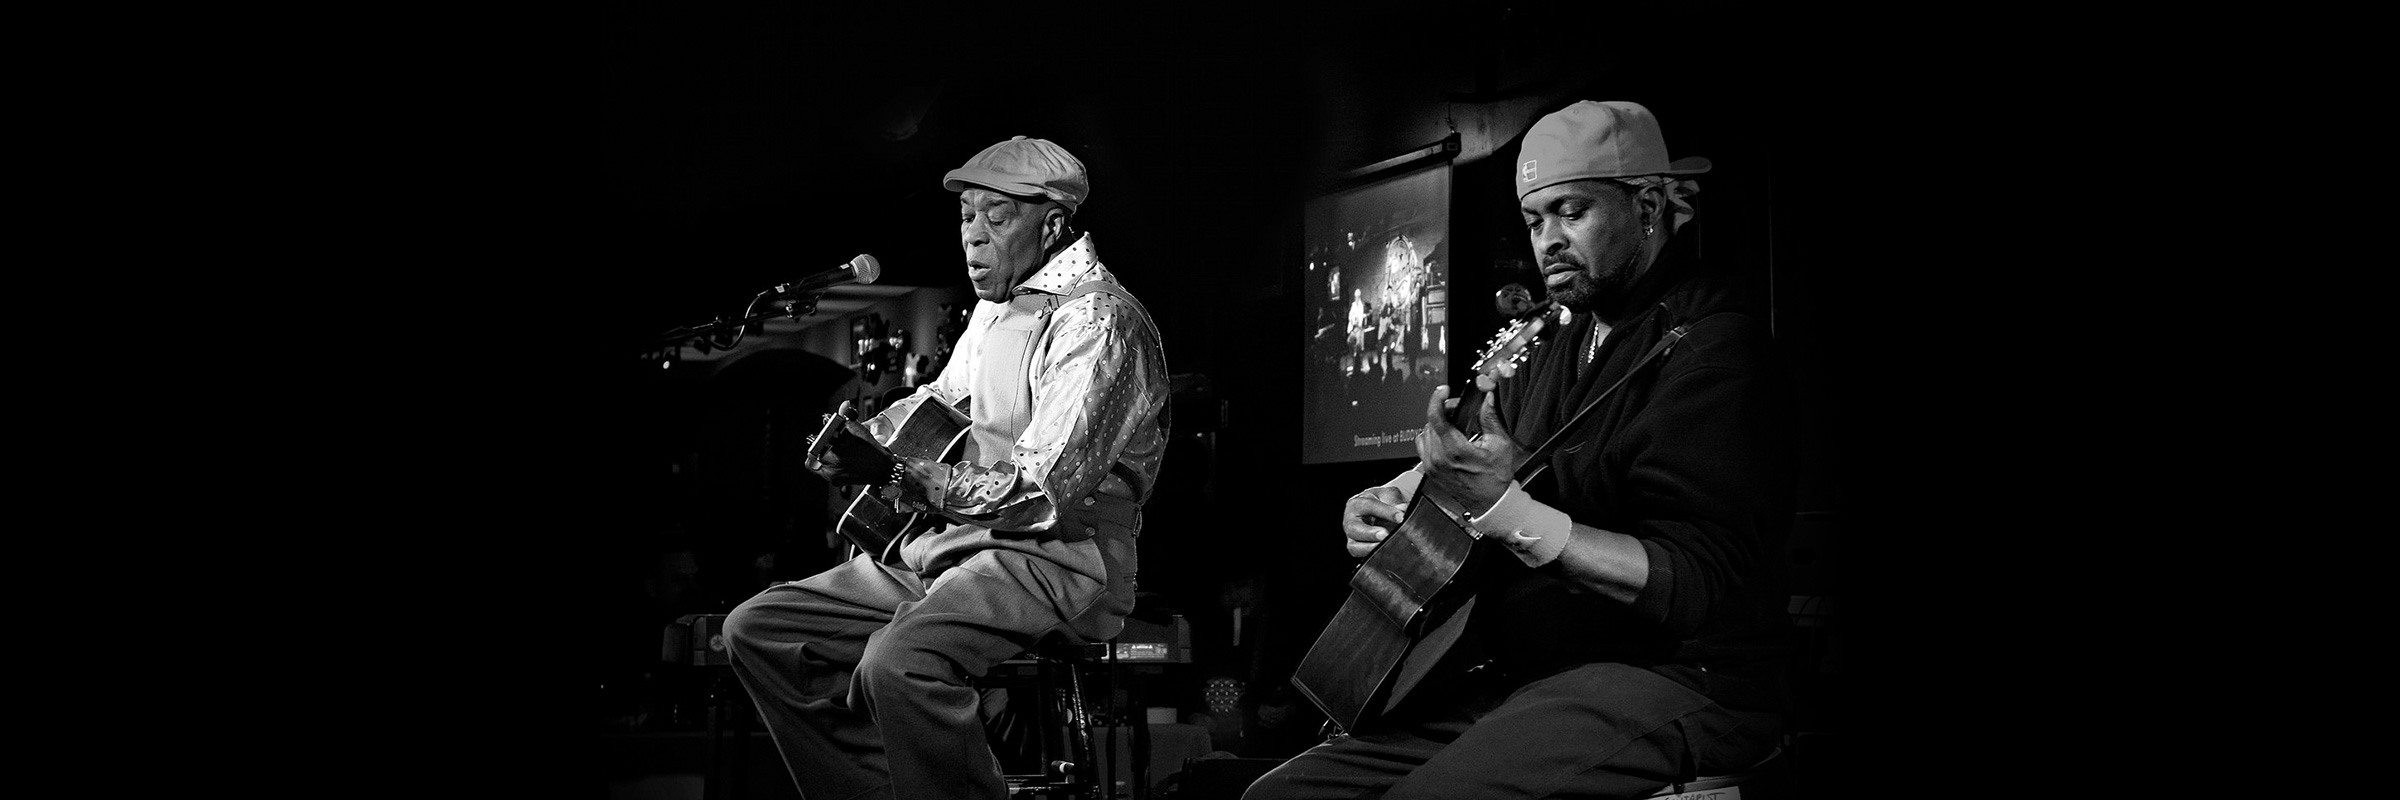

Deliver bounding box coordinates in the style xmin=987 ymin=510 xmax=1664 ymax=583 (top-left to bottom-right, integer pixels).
xmin=1012 ymin=232 xmax=1103 ymax=299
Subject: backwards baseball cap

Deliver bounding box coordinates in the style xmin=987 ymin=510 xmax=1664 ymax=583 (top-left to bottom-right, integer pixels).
xmin=943 ymin=135 xmax=1089 ymax=213
xmin=1516 ymin=100 xmax=1710 ymax=199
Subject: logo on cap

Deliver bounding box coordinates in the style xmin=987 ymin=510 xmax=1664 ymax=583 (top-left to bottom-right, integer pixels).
xmin=1520 ymin=160 xmax=1538 ymax=183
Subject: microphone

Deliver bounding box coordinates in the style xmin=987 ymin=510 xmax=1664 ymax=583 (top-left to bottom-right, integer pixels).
xmin=775 ymin=254 xmax=882 ymax=295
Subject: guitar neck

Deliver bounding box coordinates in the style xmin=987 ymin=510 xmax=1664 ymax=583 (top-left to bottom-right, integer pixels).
xmin=1446 ymin=298 xmax=1552 ymax=446
xmin=1449 ymin=381 xmax=1493 ymax=439
xmin=1395 ymin=382 xmax=1483 ymax=484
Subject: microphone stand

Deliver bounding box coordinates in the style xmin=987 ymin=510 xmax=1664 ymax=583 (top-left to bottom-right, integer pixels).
xmin=644 ymin=288 xmax=834 ymax=357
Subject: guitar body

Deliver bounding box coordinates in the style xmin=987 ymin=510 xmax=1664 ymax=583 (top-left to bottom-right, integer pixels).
xmin=1290 ymin=302 xmax=1559 ymax=734
xmin=829 ymin=397 xmax=974 ymax=560
xmin=1290 ymin=490 xmax=1485 ymax=732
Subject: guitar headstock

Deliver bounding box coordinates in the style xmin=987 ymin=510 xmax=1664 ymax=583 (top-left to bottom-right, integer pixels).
xmin=1469 ymin=302 xmax=1558 ymax=385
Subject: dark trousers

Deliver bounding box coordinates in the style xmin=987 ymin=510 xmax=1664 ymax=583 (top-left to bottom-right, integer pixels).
xmin=723 ymin=546 xmax=1122 ymax=800
xmin=1242 ymin=662 xmax=1780 ymax=800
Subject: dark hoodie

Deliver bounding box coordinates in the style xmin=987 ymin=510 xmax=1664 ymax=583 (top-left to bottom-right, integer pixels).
xmin=1464 ymin=243 xmax=1798 ymax=715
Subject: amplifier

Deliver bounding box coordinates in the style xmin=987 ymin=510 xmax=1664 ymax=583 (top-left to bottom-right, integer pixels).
xmin=1110 ymin=612 xmax=1193 ymax=664
xmin=662 ymin=613 xmax=731 ymax=666
xmin=992 ymin=613 xmax=1194 ymax=668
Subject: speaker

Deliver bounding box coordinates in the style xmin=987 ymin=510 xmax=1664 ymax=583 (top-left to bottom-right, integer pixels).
xmin=663 ymin=613 xmax=732 ymax=666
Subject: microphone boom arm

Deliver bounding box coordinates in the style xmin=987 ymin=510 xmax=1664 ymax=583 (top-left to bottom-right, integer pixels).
xmin=644 ymin=286 xmax=839 ymax=354
xmin=641 ymin=255 xmax=876 ymax=357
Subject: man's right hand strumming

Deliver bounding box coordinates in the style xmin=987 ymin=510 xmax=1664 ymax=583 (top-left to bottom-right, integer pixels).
xmin=1342 ymin=483 xmax=1412 ymax=559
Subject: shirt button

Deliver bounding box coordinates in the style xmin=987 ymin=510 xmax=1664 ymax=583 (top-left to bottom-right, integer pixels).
xmin=1083 ymin=526 xmax=1098 ymax=538
xmin=1081 ymin=496 xmax=1097 ymax=507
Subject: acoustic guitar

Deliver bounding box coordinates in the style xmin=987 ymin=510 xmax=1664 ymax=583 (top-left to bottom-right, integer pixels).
xmin=1290 ymin=303 xmax=1561 ymax=733
xmin=806 ymin=396 xmax=975 ymax=561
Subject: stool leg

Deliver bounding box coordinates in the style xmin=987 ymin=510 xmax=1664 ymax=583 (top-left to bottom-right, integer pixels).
xmin=730 ymin=687 xmax=750 ymax=800
xmin=1120 ymin=649 xmax=1148 ymax=800
xmin=1098 ymin=653 xmax=1118 ymax=799
xmin=1059 ymin=656 xmax=1095 ymax=798
xmin=704 ymin=675 xmax=724 ymax=800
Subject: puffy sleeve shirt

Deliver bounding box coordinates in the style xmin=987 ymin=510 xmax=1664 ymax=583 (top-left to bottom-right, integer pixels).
xmin=868 ymin=232 xmax=1170 ymax=536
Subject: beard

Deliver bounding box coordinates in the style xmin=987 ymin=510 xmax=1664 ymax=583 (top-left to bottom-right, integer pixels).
xmin=1543 ymin=244 xmax=1644 ymax=313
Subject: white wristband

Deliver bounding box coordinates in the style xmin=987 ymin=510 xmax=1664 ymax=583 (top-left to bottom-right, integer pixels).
xmin=1464 ymin=481 xmax=1572 ymax=567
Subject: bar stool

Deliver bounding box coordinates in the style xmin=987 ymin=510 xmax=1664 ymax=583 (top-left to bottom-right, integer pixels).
xmin=668 ymin=614 xmax=1136 ymax=800
xmin=983 ymin=634 xmax=1164 ymax=800
xmin=986 ymin=637 xmax=1108 ymax=798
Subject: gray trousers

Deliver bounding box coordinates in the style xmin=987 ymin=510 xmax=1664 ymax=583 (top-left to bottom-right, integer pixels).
xmin=1241 ymin=662 xmax=1780 ymax=800
xmin=723 ymin=543 xmax=1126 ymax=800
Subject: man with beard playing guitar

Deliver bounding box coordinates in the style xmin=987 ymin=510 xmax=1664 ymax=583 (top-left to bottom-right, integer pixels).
xmin=1253 ymin=101 xmax=1796 ymax=800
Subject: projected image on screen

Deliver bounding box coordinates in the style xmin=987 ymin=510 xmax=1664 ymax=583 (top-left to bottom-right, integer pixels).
xmin=1301 ymin=164 xmax=1451 ymax=465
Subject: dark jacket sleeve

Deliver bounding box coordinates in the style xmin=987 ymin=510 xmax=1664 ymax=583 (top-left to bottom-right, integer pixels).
xmin=1620 ymin=314 xmax=1787 ymax=639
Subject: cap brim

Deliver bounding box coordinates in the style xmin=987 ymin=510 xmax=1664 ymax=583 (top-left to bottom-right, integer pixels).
xmin=1664 ymin=156 xmax=1712 ymax=175
xmin=943 ymin=172 xmax=1038 ymax=196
